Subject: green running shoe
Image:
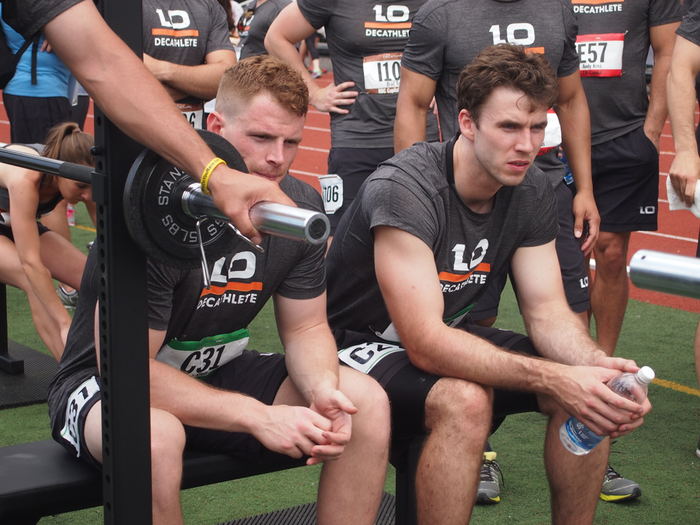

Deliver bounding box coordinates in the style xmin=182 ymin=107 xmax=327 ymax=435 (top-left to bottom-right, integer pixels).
xmin=476 ymin=451 xmax=502 ymax=504
xmin=600 ymin=463 xmax=641 ymax=502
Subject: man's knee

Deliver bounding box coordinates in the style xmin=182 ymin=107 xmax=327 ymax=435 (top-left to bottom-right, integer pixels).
xmin=595 ymin=232 xmax=630 ymax=266
xmin=339 ymin=367 xmax=391 ymax=444
xmin=150 ymin=408 xmax=186 ymax=468
xmin=424 ymin=378 xmax=493 ymax=433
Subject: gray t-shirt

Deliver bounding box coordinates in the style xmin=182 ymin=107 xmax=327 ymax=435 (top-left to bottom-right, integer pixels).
xmin=48 ymin=174 xmax=326 ymax=444
xmin=1 ymin=0 xmax=82 ymax=38
xmin=401 ymin=0 xmax=579 ymax=188
xmin=326 ymin=138 xmax=559 ymax=338
xmin=296 ymin=0 xmax=438 ymax=148
xmin=575 ymin=0 xmax=682 ymax=144
xmin=240 ymin=0 xmax=292 ymax=59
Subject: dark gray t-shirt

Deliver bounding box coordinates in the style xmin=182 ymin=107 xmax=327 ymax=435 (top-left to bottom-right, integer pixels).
xmin=326 ymin=138 xmax=559 ymax=338
xmin=142 ymin=0 xmax=234 ymax=68
xmin=1 ymin=0 xmax=82 ymax=38
xmin=401 ymin=0 xmax=579 ymax=188
xmin=297 ymin=0 xmax=438 ymax=148
xmin=678 ymin=0 xmax=700 ymax=45
xmin=575 ymin=0 xmax=682 ymax=144
xmin=48 ymin=175 xmax=326 ymax=439
xmin=240 ymin=0 xmax=292 ymax=59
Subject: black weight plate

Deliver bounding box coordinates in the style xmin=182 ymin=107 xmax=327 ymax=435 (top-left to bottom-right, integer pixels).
xmin=124 ymin=130 xmax=249 ymax=269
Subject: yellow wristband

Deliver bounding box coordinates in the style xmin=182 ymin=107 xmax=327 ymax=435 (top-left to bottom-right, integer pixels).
xmin=200 ymin=158 xmax=227 ymax=196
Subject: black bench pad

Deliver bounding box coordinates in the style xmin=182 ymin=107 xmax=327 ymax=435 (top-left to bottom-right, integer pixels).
xmin=0 ymin=440 xmax=307 ymax=524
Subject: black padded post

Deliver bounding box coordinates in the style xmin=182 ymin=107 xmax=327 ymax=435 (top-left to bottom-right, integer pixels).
xmin=0 ymin=283 xmax=24 ymax=375
xmin=93 ymin=1 xmax=152 ymax=523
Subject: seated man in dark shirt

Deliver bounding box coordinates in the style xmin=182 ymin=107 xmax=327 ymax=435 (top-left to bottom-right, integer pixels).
xmin=48 ymin=55 xmax=390 ymax=525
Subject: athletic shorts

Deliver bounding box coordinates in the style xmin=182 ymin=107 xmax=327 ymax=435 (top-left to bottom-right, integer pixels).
xmin=0 ymin=220 xmax=50 ymax=241
xmin=54 ymin=350 xmax=289 ymax=469
xmin=335 ymin=318 xmax=541 ymax=443
xmin=2 ymin=93 xmax=72 ymax=144
xmin=326 ymin=147 xmax=394 ymax=233
xmin=591 ymin=126 xmax=659 ymax=233
xmin=470 ymin=180 xmax=590 ymax=320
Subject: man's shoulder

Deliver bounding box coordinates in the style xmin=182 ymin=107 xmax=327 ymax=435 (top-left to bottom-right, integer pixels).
xmin=281 ymin=174 xmax=325 ymax=212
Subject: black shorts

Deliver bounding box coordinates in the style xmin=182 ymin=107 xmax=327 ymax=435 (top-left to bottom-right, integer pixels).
xmin=2 ymin=93 xmax=72 ymax=144
xmin=326 ymin=147 xmax=394 ymax=233
xmin=335 ymin=319 xmax=540 ymax=443
xmin=591 ymin=126 xmax=659 ymax=233
xmin=0 ymin=220 xmax=50 ymax=241
xmin=470 ymin=180 xmax=590 ymax=320
xmin=55 ymin=350 xmax=289 ymax=469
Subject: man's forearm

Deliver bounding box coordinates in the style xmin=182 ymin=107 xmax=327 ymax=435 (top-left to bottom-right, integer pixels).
xmin=147 ymin=59 xmax=234 ymax=101
xmin=668 ymin=61 xmax=700 ymax=155
xmin=394 ymin=95 xmax=429 ymax=152
xmin=523 ymin=302 xmax=606 ymax=367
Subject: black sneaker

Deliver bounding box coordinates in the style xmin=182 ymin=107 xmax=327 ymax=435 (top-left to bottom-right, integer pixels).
xmin=476 ymin=451 xmax=502 ymax=504
xmin=600 ymin=463 xmax=641 ymax=502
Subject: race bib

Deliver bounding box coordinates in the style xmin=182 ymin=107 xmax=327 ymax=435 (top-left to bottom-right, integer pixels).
xmin=338 ymin=342 xmax=404 ymax=374
xmin=177 ymin=101 xmax=205 ymax=129
xmin=576 ymin=33 xmax=624 ymax=77
xmin=61 ymin=376 xmax=100 ymax=457
xmin=156 ymin=328 xmax=249 ymax=378
xmin=319 ymin=174 xmax=344 ymax=214
xmin=538 ymin=110 xmax=562 ymax=155
xmin=363 ymin=52 xmax=402 ymax=94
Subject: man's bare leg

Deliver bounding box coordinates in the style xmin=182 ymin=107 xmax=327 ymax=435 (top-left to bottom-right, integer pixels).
xmin=274 ymin=368 xmax=390 ymax=525
xmin=540 ymin=396 xmax=607 ymax=524
xmin=416 ymin=377 xmax=492 ymax=524
xmin=85 ymin=402 xmax=187 ymax=525
xmin=590 ymin=231 xmax=631 ymax=356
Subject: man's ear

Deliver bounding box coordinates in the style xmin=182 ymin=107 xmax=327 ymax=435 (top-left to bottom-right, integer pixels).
xmin=458 ymin=108 xmax=476 ymax=141
xmin=207 ymin=111 xmax=224 ymax=134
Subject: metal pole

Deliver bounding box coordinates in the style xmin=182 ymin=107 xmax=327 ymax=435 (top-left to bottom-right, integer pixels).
xmin=629 ymin=250 xmax=700 ymax=300
xmin=94 ymin=1 xmax=152 ymax=523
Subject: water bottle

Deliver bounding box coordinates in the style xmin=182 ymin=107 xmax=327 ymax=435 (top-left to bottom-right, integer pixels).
xmin=559 ymin=366 xmax=655 ymax=456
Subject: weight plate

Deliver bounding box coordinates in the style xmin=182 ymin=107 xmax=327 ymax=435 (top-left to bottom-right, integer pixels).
xmin=124 ymin=129 xmax=248 ymax=269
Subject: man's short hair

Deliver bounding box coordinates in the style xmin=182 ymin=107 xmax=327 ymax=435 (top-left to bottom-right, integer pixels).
xmin=216 ymin=55 xmax=309 ymax=118
xmin=456 ymin=44 xmax=558 ymax=125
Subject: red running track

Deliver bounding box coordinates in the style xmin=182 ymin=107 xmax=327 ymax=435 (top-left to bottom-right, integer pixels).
xmin=1 ymin=74 xmax=698 ymax=313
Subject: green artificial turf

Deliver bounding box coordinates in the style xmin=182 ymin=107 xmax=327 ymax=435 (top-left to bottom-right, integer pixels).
xmin=2 ymin=205 xmax=700 ymax=524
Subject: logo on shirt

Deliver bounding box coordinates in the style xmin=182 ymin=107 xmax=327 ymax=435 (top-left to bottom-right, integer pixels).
xmin=439 ymin=240 xmax=491 ymax=293
xmin=571 ymin=0 xmax=624 ymax=15
xmin=365 ymin=5 xmax=412 ymax=38
xmin=152 ymin=8 xmax=200 ymax=47
xmin=489 ymin=23 xmax=544 ymax=55
xmin=197 ymin=252 xmax=262 ymax=309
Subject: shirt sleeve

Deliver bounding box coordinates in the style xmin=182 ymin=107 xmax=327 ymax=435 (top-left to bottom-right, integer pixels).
xmin=400 ymin=3 xmax=447 ymax=80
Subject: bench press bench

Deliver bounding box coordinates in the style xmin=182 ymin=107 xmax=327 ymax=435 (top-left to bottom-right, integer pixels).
xmin=0 ymin=438 xmax=420 ymax=525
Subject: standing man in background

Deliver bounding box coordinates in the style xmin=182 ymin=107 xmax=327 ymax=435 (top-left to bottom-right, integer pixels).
xmin=142 ymin=0 xmax=237 ymax=129
xmin=575 ymin=0 xmax=681 ymax=501
xmin=265 ymin=0 xmax=439 ymax=239
xmin=666 ymin=0 xmax=700 ymax=460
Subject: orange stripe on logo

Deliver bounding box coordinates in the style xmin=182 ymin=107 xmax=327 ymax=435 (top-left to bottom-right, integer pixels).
xmin=438 ymin=263 xmax=491 ymax=283
xmin=524 ymin=47 xmax=545 ymax=55
xmin=152 ymin=28 xmax=200 ymax=37
xmin=364 ymin=22 xmax=412 ymax=29
xmin=571 ymin=0 xmax=623 ymax=4
xmin=200 ymin=282 xmax=263 ymax=297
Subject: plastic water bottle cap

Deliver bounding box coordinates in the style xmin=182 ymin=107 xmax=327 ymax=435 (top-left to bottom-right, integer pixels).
xmin=636 ymin=366 xmax=655 ymax=384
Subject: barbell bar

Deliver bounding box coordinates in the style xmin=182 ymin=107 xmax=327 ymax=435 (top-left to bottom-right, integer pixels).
xmin=629 ymin=249 xmax=700 ymax=300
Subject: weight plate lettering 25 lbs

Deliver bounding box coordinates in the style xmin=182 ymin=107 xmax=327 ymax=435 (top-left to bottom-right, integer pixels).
xmin=124 ymin=130 xmax=248 ymax=269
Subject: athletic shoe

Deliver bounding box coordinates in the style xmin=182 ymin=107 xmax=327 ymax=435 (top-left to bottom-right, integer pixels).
xmin=57 ymin=285 xmax=79 ymax=310
xmin=600 ymin=463 xmax=641 ymax=502
xmin=696 ymin=433 xmax=700 ymax=459
xmin=87 ymin=241 xmax=94 ymax=250
xmin=311 ymin=68 xmax=324 ymax=79
xmin=476 ymin=451 xmax=502 ymax=504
